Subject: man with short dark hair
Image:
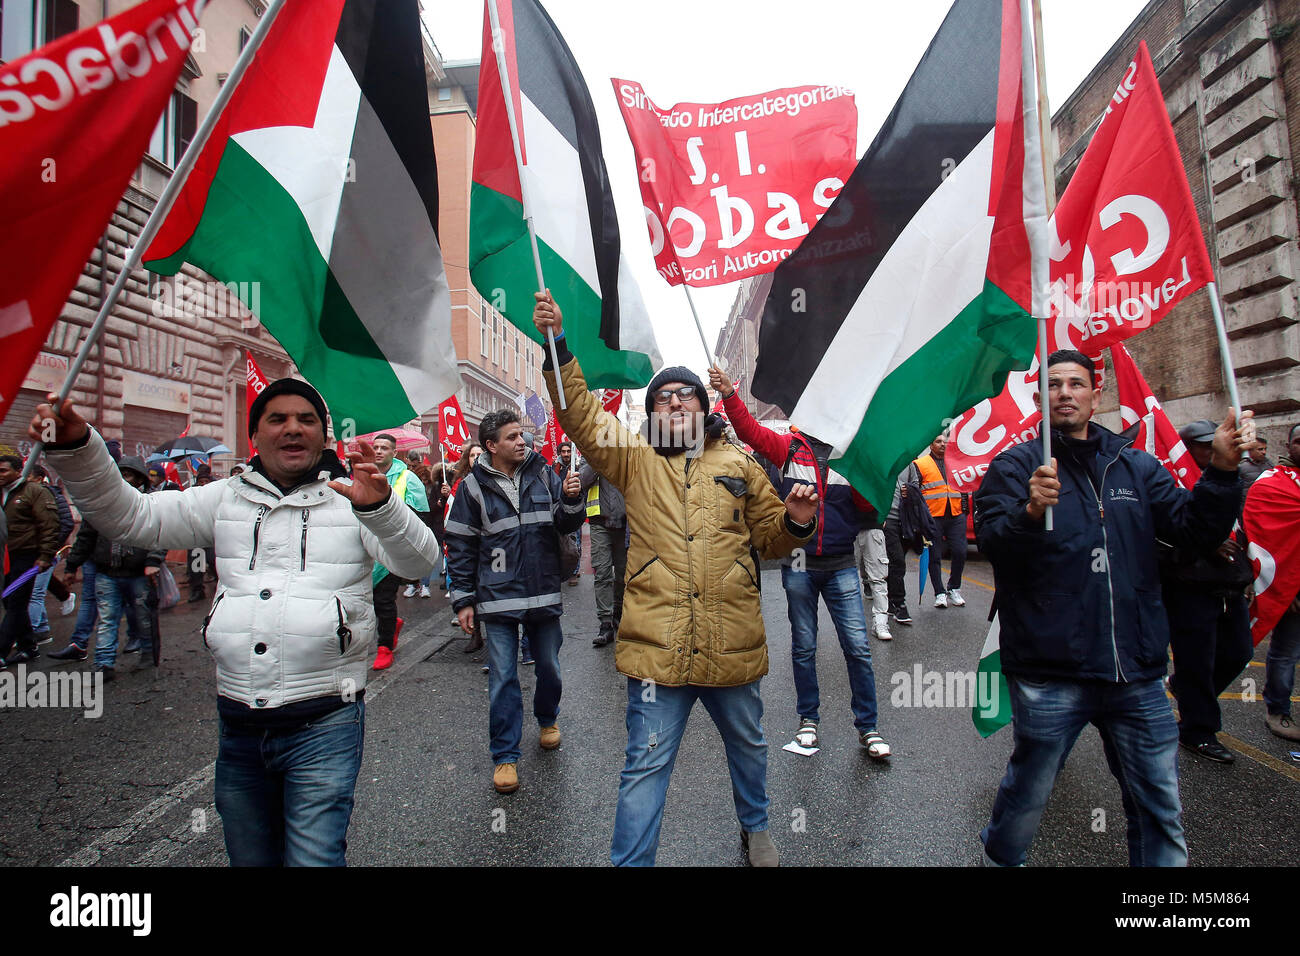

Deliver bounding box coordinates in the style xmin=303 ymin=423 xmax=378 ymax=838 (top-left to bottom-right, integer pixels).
xmin=1238 ymin=435 xmax=1274 ymax=490
xmin=369 ymin=432 xmax=429 ymax=670
xmin=975 ymin=349 xmax=1250 ymax=867
xmin=0 ymin=454 xmax=60 ymax=666
xmin=445 ymin=408 xmax=585 ymax=795
xmin=34 ymin=380 xmax=435 ymax=866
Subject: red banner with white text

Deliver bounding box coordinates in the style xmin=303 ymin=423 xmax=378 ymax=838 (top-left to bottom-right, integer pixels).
xmin=612 ymin=78 xmax=857 ymax=287
xmin=1244 ymin=466 xmax=1300 ymax=644
xmin=438 ymin=395 xmax=472 ymax=463
xmin=1111 ymin=343 xmax=1201 ymax=488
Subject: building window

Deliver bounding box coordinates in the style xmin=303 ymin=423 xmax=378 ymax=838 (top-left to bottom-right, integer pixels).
xmin=525 ymin=347 xmax=535 ymax=389
xmin=149 ymin=90 xmax=198 ymax=168
xmin=1 ymin=0 xmax=76 ymax=63
xmin=239 ymin=26 xmax=252 ymax=52
xmin=480 ymin=304 xmax=490 ymax=357
xmin=514 ymin=338 xmax=521 ymax=381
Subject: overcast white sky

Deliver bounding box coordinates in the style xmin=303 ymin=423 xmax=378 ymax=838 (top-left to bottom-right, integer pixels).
xmin=422 ymin=0 xmax=1152 ymax=382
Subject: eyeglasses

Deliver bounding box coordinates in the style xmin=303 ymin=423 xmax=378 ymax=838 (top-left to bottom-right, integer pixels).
xmin=652 ymin=386 xmax=698 ymax=406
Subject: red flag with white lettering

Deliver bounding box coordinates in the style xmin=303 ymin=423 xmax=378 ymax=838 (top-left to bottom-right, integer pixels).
xmin=1111 ymin=343 xmax=1201 ymax=489
xmin=1244 ymin=466 xmax=1300 ymax=644
xmin=0 ymin=0 xmax=206 ymax=424
xmin=600 ymin=389 xmax=623 ymax=416
xmin=1047 ymin=41 xmax=1213 ymax=353
xmin=612 ymin=79 xmax=856 ymax=287
xmin=246 ymin=352 xmax=270 ymax=432
xmin=946 ymin=41 xmax=1211 ymax=491
xmin=438 ymin=395 xmax=472 ymax=463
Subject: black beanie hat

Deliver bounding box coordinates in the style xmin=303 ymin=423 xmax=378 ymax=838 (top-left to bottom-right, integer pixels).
xmin=248 ymin=378 xmax=329 ymax=438
xmin=645 ymin=366 xmax=707 ymax=412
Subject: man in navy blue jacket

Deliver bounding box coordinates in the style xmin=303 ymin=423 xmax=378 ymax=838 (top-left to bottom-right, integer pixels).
xmin=975 ymin=349 xmax=1250 ymax=867
xmin=445 ymin=409 xmax=585 ymax=795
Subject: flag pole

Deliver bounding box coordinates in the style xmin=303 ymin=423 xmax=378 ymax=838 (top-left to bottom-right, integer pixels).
xmin=681 ymin=285 xmax=716 ymax=369
xmin=1030 ymin=0 xmax=1058 ymax=530
xmin=486 ymin=0 xmax=567 ymax=409
xmin=1206 ymin=280 xmax=1244 ymax=427
xmin=21 ymin=0 xmax=290 ymax=482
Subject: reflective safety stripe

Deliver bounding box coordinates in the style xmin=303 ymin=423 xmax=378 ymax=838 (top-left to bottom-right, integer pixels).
xmin=450 ymin=589 xmax=475 ymax=603
xmin=477 ymin=593 xmax=563 ymax=614
xmin=443 ymin=519 xmax=478 ymax=537
xmin=586 ymin=485 xmax=600 ymax=517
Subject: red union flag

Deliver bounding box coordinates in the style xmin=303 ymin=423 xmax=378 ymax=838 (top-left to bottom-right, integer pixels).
xmin=0 ymin=0 xmax=206 ymax=424
xmin=245 ymin=352 xmax=270 ymax=431
xmin=1244 ymin=466 xmax=1300 ymax=644
xmin=946 ymin=41 xmax=1211 ymax=491
xmin=438 ymin=395 xmax=472 ymax=462
xmin=612 ymin=78 xmax=856 ymax=287
xmin=600 ymin=389 xmax=623 ymax=416
xmin=1111 ymin=343 xmax=1201 ymax=488
xmin=1047 ymin=40 xmax=1213 ymax=352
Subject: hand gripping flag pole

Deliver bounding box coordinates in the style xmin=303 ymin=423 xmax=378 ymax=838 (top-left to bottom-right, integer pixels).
xmin=21 ymin=0 xmax=290 ymax=483
xmin=486 ymin=0 xmax=567 ymax=410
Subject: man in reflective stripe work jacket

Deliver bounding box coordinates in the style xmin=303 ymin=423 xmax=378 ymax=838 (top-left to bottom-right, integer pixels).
xmin=975 ymin=350 xmax=1249 ymax=867
xmin=911 ymin=431 xmax=967 ymax=608
xmin=445 ymin=410 xmax=585 ymax=795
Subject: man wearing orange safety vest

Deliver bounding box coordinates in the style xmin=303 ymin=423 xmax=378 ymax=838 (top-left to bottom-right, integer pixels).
xmin=909 ymin=431 xmax=967 ymax=609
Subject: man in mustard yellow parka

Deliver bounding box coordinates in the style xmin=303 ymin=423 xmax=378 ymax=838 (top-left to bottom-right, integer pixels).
xmin=534 ymin=291 xmax=818 ymax=867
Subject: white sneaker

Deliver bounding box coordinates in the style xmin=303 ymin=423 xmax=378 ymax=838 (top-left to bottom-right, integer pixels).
xmin=402 ymin=584 xmax=416 ymax=598
xmin=948 ymin=589 xmax=965 ymax=607
xmin=59 ymin=594 xmax=76 ymax=616
xmin=872 ymin=614 xmax=893 ymax=641
xmin=934 ymin=592 xmax=948 ymax=609
xmin=419 ymin=585 xmax=431 ymax=599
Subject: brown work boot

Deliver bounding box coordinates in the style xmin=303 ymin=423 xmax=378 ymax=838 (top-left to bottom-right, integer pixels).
xmin=539 ymin=724 xmax=561 ymax=750
xmin=1266 ymin=712 xmax=1300 ymax=742
xmin=493 ymin=763 xmax=519 ymax=793
xmin=741 ymin=829 xmax=779 ymax=867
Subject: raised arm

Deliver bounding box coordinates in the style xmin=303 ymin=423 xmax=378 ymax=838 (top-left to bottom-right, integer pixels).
xmin=713 ymin=372 xmax=790 ymax=467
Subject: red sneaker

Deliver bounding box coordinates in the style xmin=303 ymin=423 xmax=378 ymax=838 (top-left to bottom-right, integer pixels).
xmin=372 ymin=646 xmax=394 ymax=670
xmin=393 ymin=617 xmax=404 ymax=650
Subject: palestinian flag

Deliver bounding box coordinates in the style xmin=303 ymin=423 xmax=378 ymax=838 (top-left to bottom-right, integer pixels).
xmin=752 ymin=0 xmax=1048 ymax=512
xmin=144 ymin=0 xmax=459 ymax=434
xmin=470 ymin=0 xmax=661 ymax=388
xmin=973 ymin=615 xmax=1013 ymax=736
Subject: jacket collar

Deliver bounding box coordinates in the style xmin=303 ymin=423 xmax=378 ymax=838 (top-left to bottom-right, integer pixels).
xmin=1051 ymin=420 xmax=1130 ymax=457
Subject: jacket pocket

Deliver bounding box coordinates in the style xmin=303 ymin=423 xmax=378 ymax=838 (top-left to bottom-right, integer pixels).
xmin=620 ymin=557 xmax=677 ymax=649
xmin=717 ymin=560 xmax=764 ymax=654
xmin=202 ymin=590 xmax=225 ymax=650
xmin=1132 ymin=587 xmax=1168 ymax=667
xmin=1002 ymin=590 xmax=1088 ymax=670
xmin=334 ymin=596 xmax=353 ymax=656
xmin=713 ymin=475 xmax=749 ymax=534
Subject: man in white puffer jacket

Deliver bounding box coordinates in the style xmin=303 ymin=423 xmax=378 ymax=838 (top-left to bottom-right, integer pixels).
xmin=33 ymin=379 xmax=436 ymax=866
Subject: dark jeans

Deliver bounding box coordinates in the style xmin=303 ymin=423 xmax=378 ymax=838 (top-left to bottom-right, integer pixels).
xmin=215 ymin=701 xmax=365 ymax=866
xmin=1264 ymin=610 xmax=1300 ymax=717
xmin=484 ymin=613 xmax=563 ymax=764
xmin=372 ymin=572 xmax=402 ymax=650
xmin=1166 ymin=589 xmax=1253 ymax=745
xmin=883 ymin=519 xmax=907 ymax=611
xmin=0 ymin=551 xmax=40 ymax=658
xmin=187 ymin=547 xmax=215 ymax=597
xmin=928 ymin=512 xmax=967 ymax=594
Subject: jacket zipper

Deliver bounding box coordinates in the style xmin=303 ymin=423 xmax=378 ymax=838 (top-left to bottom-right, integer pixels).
xmin=1078 ymin=440 xmax=1132 ymax=682
xmin=202 ymin=592 xmax=224 ymax=648
xmin=334 ymin=596 xmax=351 ymax=654
xmin=627 ymin=556 xmax=659 ymax=583
xmin=300 ymin=509 xmax=310 ymax=571
xmin=248 ymin=504 xmax=269 ymax=571
xmin=683 ymin=456 xmax=697 ymax=671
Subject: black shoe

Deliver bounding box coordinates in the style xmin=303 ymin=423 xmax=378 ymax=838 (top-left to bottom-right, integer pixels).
xmin=892 ymin=607 xmax=913 ymax=626
xmin=593 ymin=624 xmax=614 ymax=647
xmin=1181 ymin=739 xmax=1234 ymax=764
xmin=187 ymin=591 xmax=206 ymax=603
xmin=6 ymin=649 xmax=39 ymax=664
xmin=123 ymin=639 xmax=142 ymax=653
xmin=92 ymin=665 xmax=115 ymax=682
xmin=49 ymin=643 xmax=88 ymax=662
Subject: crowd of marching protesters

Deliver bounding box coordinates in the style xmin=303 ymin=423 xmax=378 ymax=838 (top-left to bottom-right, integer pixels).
xmin=3 ymin=289 xmax=1295 ymax=869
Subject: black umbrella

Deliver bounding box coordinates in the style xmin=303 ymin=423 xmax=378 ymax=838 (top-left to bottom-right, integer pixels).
xmin=150 ymin=436 xmax=232 ymax=461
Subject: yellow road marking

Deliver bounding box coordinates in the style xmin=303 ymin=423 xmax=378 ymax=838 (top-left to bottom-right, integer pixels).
xmin=1217 ymin=733 xmax=1300 ymax=783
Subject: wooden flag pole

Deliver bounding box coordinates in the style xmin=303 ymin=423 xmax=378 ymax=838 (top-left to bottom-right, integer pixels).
xmin=486 ymin=0 xmax=566 ymax=409
xmin=1030 ymin=0 xmax=1058 ymax=530
xmin=21 ymin=0 xmax=290 ymax=482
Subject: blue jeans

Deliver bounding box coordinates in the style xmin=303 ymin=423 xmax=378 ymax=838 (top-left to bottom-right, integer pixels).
xmin=214 ymin=701 xmax=364 ymax=866
xmin=93 ymin=575 xmax=153 ymax=667
xmin=781 ymin=564 xmax=879 ymax=732
xmin=28 ymin=566 xmax=54 ymax=635
xmin=70 ymin=562 xmax=99 ymax=646
xmin=611 ymin=678 xmax=768 ymax=866
xmin=981 ymin=675 xmax=1186 ymax=867
xmin=484 ymin=613 xmax=563 ymax=764
xmin=1264 ymin=610 xmax=1300 ymax=716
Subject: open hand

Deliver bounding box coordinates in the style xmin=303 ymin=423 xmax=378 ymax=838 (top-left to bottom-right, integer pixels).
xmin=29 ymin=393 xmax=89 ymax=445
xmin=328 ymin=439 xmax=391 ymax=508
xmin=784 ymin=483 xmax=818 ymax=526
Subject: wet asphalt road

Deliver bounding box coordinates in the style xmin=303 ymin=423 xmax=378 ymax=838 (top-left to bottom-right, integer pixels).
xmin=0 ymin=549 xmax=1296 ymax=867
